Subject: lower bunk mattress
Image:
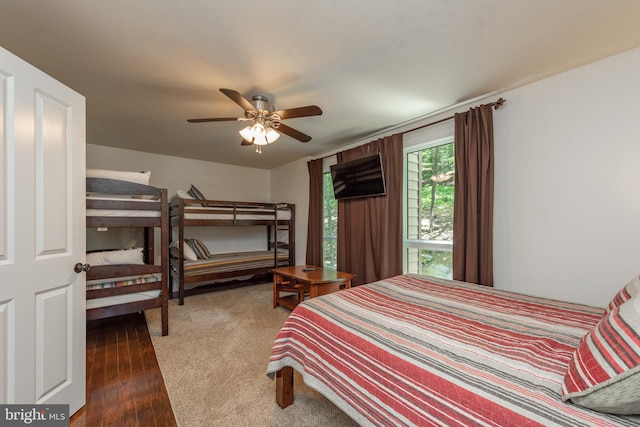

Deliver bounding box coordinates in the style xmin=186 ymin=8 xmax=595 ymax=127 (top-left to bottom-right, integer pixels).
xmin=86 ymin=273 xmax=162 ymax=310
xmin=182 ymin=250 xmax=288 ymax=276
xmin=172 ymin=250 xmax=289 ymax=292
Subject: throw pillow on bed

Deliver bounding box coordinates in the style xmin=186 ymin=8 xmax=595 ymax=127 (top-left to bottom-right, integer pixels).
xmin=185 ymin=239 xmax=211 ymax=259
xmin=561 ymin=295 xmax=640 ymax=414
xmin=605 ymin=274 xmax=640 ymax=313
xmin=176 ymin=189 xmax=194 ymax=199
xmin=187 ymin=184 xmax=206 ymax=200
xmin=86 ymin=247 xmax=144 ymax=266
xmin=170 ymin=240 xmax=198 ymax=261
xmin=187 ymin=184 xmax=212 ymax=207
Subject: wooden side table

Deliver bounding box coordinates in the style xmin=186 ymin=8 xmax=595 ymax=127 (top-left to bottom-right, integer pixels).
xmin=271 ymin=265 xmax=355 ymax=310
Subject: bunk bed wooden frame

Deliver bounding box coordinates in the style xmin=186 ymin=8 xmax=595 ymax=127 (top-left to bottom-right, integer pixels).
xmin=169 ymin=198 xmax=295 ymax=305
xmin=85 ymin=177 xmax=169 ymax=336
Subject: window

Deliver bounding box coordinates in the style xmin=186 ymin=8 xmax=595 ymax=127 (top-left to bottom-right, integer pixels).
xmin=322 ymin=171 xmax=338 ymax=269
xmin=404 ymin=137 xmax=454 ymax=279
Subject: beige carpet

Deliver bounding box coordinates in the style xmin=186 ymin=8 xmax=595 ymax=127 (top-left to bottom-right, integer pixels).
xmin=145 ymin=283 xmax=358 ymax=427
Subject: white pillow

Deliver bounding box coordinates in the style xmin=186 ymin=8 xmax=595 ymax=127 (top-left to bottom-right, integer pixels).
xmin=170 ymin=240 xmax=198 ymax=261
xmin=176 ymin=189 xmax=194 ymax=199
xmin=86 ymin=248 xmax=144 ymax=266
xmin=87 ymin=169 xmax=151 ymax=185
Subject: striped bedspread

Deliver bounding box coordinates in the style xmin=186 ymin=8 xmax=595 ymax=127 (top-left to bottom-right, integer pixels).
xmin=86 ymin=273 xmax=161 ymax=290
xmin=182 ymin=250 xmax=288 ymax=276
xmin=266 ymin=274 xmax=640 ymax=426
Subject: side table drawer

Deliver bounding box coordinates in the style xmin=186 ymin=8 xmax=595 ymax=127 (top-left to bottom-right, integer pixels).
xmin=315 ymin=280 xmax=349 ymax=297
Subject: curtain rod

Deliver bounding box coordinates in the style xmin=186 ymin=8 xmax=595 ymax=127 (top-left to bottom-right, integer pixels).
xmin=400 ymin=97 xmax=506 ymax=135
xmin=311 ymin=97 xmax=506 ymax=162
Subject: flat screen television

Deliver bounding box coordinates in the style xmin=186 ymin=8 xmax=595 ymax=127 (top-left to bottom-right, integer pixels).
xmin=330 ymin=153 xmax=386 ymax=200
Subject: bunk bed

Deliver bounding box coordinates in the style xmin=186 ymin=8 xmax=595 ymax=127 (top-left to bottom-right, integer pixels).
xmin=169 ymin=197 xmax=295 ymax=305
xmin=85 ymin=174 xmax=169 ymax=336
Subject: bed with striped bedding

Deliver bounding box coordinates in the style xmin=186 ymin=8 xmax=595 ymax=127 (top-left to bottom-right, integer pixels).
xmin=266 ymin=274 xmax=640 ymax=426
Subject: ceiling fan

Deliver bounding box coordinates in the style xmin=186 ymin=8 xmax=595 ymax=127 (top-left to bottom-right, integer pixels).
xmin=188 ymin=88 xmax=323 ymax=152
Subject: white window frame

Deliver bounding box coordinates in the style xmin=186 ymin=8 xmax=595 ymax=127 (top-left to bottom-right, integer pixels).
xmin=402 ymin=136 xmax=455 ymax=274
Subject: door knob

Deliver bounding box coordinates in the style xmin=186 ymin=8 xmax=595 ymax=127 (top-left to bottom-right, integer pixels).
xmin=74 ymin=263 xmax=91 ymax=273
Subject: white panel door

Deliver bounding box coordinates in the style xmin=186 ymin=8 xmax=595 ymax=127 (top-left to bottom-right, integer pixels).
xmin=0 ymin=46 xmax=86 ymax=414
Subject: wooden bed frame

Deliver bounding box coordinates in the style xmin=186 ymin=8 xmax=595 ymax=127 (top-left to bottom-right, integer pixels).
xmin=275 ymin=366 xmax=294 ymax=408
xmin=169 ymin=198 xmax=295 ymax=305
xmin=85 ymin=177 xmax=169 ymax=336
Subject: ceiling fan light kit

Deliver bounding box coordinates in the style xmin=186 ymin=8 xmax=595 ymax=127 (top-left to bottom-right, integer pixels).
xmin=239 ymin=122 xmax=280 ymax=153
xmin=188 ymin=88 xmax=322 ymax=153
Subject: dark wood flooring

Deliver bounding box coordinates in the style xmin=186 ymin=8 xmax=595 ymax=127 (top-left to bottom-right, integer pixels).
xmin=70 ymin=313 xmax=177 ymax=427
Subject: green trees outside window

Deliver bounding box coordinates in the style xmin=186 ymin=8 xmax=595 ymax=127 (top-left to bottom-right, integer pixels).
xmin=419 ymin=142 xmax=455 ymax=242
xmin=406 ymin=139 xmax=455 ymax=279
xmin=321 ymin=138 xmax=455 ymax=279
xmin=322 ymin=172 xmax=338 ymax=269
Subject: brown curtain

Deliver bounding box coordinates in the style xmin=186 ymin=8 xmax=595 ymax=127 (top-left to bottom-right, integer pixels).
xmin=305 ymin=158 xmax=324 ymax=266
xmin=453 ymin=104 xmax=494 ymax=286
xmin=336 ymin=134 xmax=403 ymax=286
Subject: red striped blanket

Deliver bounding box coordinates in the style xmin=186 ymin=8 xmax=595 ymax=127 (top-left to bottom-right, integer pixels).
xmin=266 ymin=274 xmax=640 ymax=426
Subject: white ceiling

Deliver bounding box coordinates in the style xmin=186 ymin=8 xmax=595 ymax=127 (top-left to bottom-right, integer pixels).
xmin=1 ymin=1 xmax=639 ymax=169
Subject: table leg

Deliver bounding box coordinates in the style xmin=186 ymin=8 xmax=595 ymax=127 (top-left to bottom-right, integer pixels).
xmin=273 ymin=273 xmax=279 ymax=308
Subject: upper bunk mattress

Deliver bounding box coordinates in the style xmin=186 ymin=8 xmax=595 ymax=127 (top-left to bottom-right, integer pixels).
xmin=182 ymin=206 xmax=292 ymax=221
xmin=87 ymin=196 xmax=161 ymax=217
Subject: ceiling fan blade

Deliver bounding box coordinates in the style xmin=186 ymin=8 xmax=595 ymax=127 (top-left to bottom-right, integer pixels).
xmin=220 ymin=88 xmax=255 ymax=111
xmin=240 ymin=138 xmax=253 ymax=146
xmin=277 ymin=123 xmax=312 ymax=143
xmin=273 ymin=105 xmax=323 ymax=120
xmin=187 ymin=117 xmax=244 ymax=123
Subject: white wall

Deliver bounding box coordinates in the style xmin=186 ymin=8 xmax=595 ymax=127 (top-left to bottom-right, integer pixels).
xmin=492 ymin=47 xmax=640 ymax=306
xmin=270 ymin=159 xmax=310 ymax=265
xmin=86 ymin=144 xmax=272 ymax=253
xmin=86 ymin=144 xmax=270 ymax=201
xmin=284 ymin=47 xmax=640 ymax=307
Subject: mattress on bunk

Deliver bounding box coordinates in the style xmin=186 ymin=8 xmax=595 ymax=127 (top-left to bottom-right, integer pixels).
xmin=86 ymin=273 xmax=162 ymax=290
xmin=87 ymin=169 xmax=150 ymax=185
xmin=86 ymin=273 xmax=163 ymax=309
xmin=182 ymin=206 xmax=292 ymax=221
xmin=87 ymin=196 xmax=161 ymax=217
xmin=86 ymin=290 xmax=161 ymax=310
xmin=175 ymin=274 xmax=255 ymax=293
xmin=183 ymin=250 xmax=288 ymax=276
